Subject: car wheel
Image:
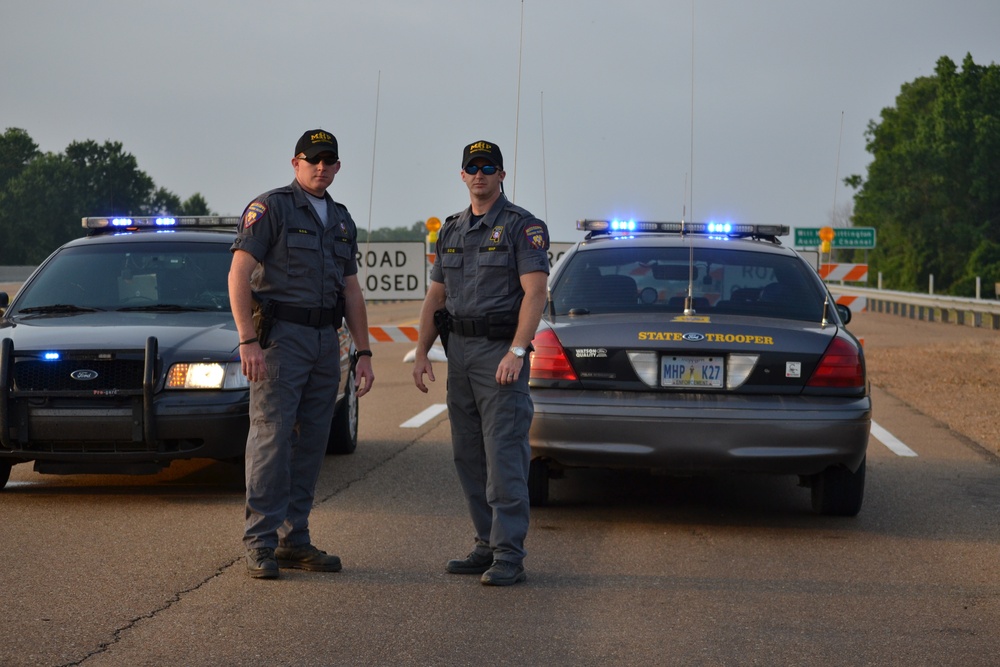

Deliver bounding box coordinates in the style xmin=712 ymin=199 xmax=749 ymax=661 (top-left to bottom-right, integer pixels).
xmin=528 ymin=458 xmax=550 ymax=507
xmin=811 ymin=456 xmax=865 ymax=516
xmin=0 ymin=460 xmax=12 ymax=490
xmin=326 ymin=366 xmax=358 ymax=455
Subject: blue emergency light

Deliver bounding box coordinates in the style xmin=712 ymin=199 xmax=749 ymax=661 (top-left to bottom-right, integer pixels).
xmin=84 ymin=216 xmax=240 ymax=230
xmin=577 ymin=219 xmax=788 ymax=239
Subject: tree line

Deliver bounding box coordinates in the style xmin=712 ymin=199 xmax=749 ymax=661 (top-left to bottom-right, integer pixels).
xmin=847 ymin=53 xmax=1000 ymax=296
xmin=0 ymin=127 xmax=426 ymax=265
xmin=0 ymin=128 xmax=211 ymax=265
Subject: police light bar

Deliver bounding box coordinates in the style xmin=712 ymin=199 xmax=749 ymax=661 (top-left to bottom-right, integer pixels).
xmin=577 ymin=219 xmax=789 ymax=238
xmin=83 ymin=215 xmax=241 ymax=230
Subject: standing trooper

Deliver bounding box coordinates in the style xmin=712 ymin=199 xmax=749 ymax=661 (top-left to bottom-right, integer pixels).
xmin=412 ymin=139 xmax=549 ymax=586
xmin=229 ymin=128 xmax=374 ymax=579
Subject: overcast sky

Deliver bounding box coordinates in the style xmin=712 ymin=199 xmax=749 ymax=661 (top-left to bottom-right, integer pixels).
xmin=3 ymin=1 xmax=999 ymax=242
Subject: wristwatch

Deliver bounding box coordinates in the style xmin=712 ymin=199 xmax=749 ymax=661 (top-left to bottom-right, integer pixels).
xmin=353 ymin=349 xmax=373 ymax=362
xmin=509 ymin=346 xmax=526 ymax=358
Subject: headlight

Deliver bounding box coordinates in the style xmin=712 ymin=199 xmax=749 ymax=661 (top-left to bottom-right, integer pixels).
xmin=167 ymin=362 xmax=248 ymax=389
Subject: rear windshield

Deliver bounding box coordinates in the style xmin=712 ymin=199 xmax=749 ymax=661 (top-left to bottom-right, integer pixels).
xmin=551 ymin=245 xmax=826 ymax=321
xmin=13 ymin=241 xmax=233 ymax=312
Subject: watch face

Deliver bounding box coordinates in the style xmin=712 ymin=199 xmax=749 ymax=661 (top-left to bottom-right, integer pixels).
xmin=511 ymin=346 xmax=526 ymax=357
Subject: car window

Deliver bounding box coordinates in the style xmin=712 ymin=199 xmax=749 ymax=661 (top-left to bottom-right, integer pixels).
xmin=551 ymin=246 xmax=825 ymax=321
xmin=13 ymin=241 xmax=233 ymax=312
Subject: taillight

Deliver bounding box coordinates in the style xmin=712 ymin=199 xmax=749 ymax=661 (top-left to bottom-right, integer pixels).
xmin=807 ymin=337 xmax=864 ymax=388
xmin=530 ymin=329 xmax=578 ymax=381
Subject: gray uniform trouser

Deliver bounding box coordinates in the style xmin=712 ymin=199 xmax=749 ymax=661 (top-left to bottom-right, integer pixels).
xmin=446 ymin=333 xmax=533 ymax=564
xmin=244 ymin=320 xmax=341 ymax=550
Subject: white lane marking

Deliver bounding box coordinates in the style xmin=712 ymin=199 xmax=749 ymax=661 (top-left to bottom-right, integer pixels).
xmin=871 ymin=421 xmax=919 ymax=457
xmin=401 ymin=403 xmax=448 ymax=428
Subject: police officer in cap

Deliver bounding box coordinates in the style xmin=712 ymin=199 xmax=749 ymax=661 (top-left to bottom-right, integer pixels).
xmin=412 ymin=139 xmax=549 ymax=586
xmin=230 ymin=128 xmax=374 ymax=579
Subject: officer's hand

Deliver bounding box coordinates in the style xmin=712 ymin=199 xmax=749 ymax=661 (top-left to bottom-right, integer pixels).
xmin=496 ymin=354 xmax=524 ymax=385
xmin=355 ymin=357 xmax=374 ymax=398
xmin=413 ymin=357 xmax=435 ymax=393
xmin=240 ymin=342 xmax=266 ymax=383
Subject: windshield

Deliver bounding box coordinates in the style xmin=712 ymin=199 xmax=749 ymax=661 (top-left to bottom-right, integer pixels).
xmin=12 ymin=241 xmax=233 ymax=314
xmin=551 ymin=246 xmax=826 ymax=321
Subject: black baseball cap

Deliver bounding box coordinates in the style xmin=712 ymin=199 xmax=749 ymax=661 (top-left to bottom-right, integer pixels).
xmin=462 ymin=140 xmax=503 ymax=170
xmin=295 ymin=129 xmax=339 ymax=159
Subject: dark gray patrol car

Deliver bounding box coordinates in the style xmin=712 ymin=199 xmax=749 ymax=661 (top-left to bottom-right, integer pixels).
xmin=527 ymin=219 xmax=871 ymax=515
xmin=0 ymin=216 xmax=358 ymax=490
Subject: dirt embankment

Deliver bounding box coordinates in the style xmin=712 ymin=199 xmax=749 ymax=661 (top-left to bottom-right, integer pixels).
xmin=847 ymin=310 xmax=1000 ymax=457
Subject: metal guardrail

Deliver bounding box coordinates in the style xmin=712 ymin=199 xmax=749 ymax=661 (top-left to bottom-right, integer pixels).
xmin=828 ymin=284 xmax=1000 ymax=330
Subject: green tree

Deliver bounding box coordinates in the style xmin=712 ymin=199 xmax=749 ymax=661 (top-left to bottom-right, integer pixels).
xmin=179 ymin=193 xmax=212 ymax=215
xmin=0 ymin=152 xmax=79 ymax=264
xmin=0 ymin=127 xmax=40 ymax=190
xmin=847 ymin=54 xmax=1000 ymax=294
xmin=148 ymin=190 xmax=213 ymax=216
xmin=0 ymin=129 xmax=216 ymax=264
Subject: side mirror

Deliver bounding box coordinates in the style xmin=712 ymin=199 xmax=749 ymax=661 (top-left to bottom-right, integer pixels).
xmin=835 ymin=302 xmax=852 ymax=324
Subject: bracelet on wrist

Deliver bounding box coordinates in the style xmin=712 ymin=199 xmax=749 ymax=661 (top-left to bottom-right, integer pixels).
xmin=239 ymin=337 xmax=259 ymax=346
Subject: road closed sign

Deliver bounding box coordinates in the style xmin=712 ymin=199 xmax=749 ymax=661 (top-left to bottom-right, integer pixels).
xmin=356 ymin=242 xmax=426 ymax=300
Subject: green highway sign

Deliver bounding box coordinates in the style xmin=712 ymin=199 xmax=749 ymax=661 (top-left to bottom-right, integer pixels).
xmin=794 ymin=227 xmax=876 ymax=249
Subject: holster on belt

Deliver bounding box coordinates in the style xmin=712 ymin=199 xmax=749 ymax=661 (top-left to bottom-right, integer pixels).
xmin=252 ymin=297 xmax=276 ymax=349
xmin=433 ymin=309 xmax=451 ymax=352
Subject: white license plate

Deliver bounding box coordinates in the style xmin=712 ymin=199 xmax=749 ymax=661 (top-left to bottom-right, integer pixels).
xmin=661 ymin=356 xmax=724 ymax=388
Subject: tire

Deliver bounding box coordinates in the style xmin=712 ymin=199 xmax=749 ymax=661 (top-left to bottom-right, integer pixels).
xmin=811 ymin=456 xmax=866 ymax=516
xmin=528 ymin=458 xmax=550 ymax=507
xmin=0 ymin=460 xmax=11 ymax=490
xmin=326 ymin=367 xmax=359 ymax=455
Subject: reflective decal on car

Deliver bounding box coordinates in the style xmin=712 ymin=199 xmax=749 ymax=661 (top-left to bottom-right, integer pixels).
xmin=638 ymin=331 xmax=775 ymax=345
xmin=705 ymin=333 xmax=774 ymax=345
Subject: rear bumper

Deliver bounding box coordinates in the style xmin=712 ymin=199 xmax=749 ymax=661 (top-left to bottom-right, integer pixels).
xmin=529 ymin=389 xmax=871 ymax=476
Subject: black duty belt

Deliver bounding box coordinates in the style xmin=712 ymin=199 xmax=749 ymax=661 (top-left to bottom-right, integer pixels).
xmin=272 ymin=302 xmax=339 ymax=327
xmin=448 ymin=316 xmax=489 ymax=337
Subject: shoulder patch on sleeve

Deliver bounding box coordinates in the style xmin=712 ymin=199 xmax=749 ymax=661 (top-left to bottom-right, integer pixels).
xmin=524 ymin=223 xmax=549 ymax=250
xmin=242 ymin=201 xmax=267 ymax=229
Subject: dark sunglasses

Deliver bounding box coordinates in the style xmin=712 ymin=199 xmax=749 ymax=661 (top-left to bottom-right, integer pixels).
xmin=298 ymin=154 xmax=338 ymax=165
xmin=464 ymin=164 xmax=500 ymax=175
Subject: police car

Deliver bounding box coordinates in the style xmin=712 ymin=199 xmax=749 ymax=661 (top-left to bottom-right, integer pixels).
xmin=528 ymin=219 xmax=871 ymax=515
xmin=0 ymin=216 xmax=359 ymax=490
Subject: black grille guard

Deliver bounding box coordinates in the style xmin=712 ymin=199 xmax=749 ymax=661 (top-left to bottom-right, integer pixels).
xmin=0 ymin=336 xmax=159 ymax=449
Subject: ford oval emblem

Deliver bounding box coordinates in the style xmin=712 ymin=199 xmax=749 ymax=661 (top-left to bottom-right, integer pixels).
xmin=70 ymin=369 xmax=99 ymax=381
xmin=682 ymin=333 xmax=705 ymax=342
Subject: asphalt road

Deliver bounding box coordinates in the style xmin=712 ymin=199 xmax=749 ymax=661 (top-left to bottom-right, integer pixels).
xmin=2 ymin=305 xmax=1000 ymax=666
